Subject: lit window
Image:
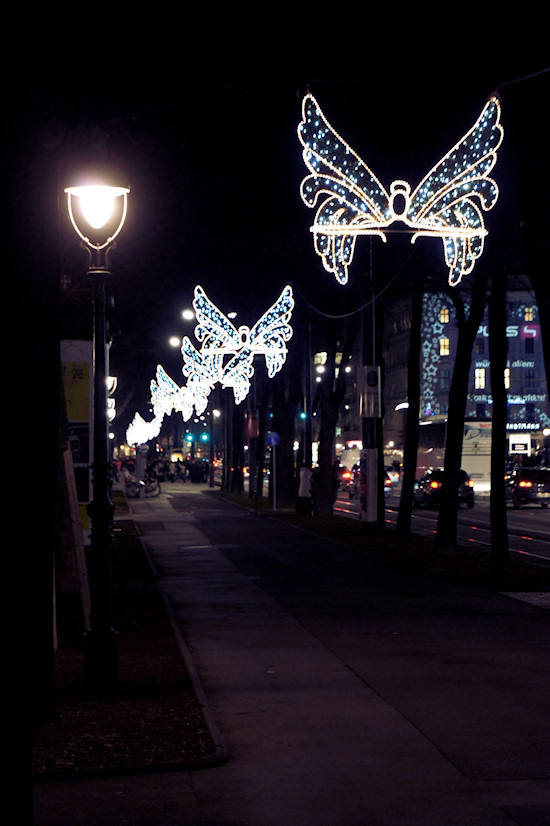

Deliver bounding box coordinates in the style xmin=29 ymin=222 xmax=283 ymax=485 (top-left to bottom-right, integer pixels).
xmin=524 ymin=306 xmax=535 ymax=321
xmin=475 ymin=368 xmax=485 ymax=389
xmin=504 ymin=367 xmax=510 ymax=389
xmin=440 ymin=337 xmax=450 ymax=356
xmin=440 ymin=307 xmax=450 ymax=323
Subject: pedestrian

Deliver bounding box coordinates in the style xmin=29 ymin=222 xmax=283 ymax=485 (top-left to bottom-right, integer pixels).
xmin=296 ymin=463 xmax=312 ymax=516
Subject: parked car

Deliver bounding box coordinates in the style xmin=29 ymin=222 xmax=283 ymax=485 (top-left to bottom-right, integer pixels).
xmin=348 ymin=464 xmax=393 ymax=499
xmin=413 ymin=468 xmax=474 ymax=509
xmin=505 ymin=467 xmax=550 ymax=508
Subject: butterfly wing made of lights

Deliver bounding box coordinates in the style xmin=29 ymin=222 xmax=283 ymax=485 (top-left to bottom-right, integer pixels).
xmin=126 ymin=411 xmax=164 ymax=446
xmin=405 ymin=96 xmax=503 ymax=285
xmin=193 ymin=285 xmax=242 ymax=354
xmin=298 ymin=94 xmax=392 ymax=284
xmin=219 ymin=286 xmax=295 ymax=404
xmin=219 ymin=350 xmax=255 ymax=404
xmin=248 ymin=285 xmax=295 ymax=378
xmin=180 ymin=337 xmax=218 ymax=415
xmin=191 ymin=284 xmax=257 ymax=404
xmin=151 ymin=364 xmax=196 ymax=421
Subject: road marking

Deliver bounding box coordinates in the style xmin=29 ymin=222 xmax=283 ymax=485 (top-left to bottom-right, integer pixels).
xmin=500 ymin=592 xmax=550 ymax=609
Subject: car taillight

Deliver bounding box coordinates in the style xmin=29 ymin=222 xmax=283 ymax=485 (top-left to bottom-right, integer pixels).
xmin=385 ymin=477 xmax=392 ymax=486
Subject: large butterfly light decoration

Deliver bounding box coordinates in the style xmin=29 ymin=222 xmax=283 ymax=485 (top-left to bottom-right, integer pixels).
xmin=298 ymin=94 xmax=503 ymax=286
xmin=126 ymin=285 xmax=294 ymax=445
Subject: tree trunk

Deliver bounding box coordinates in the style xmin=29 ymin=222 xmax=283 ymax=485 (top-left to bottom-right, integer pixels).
xmin=315 ymin=315 xmax=360 ymax=516
xmin=396 ymin=275 xmax=423 ymax=539
xmin=316 ymin=393 xmax=341 ymax=515
xmin=272 ymin=375 xmax=301 ymax=506
xmin=435 ymin=277 xmax=488 ymax=554
xmin=488 ymin=272 xmax=510 ymax=572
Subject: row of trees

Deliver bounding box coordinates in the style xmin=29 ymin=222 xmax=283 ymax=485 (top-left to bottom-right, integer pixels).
xmin=230 ymin=248 xmax=547 ymax=573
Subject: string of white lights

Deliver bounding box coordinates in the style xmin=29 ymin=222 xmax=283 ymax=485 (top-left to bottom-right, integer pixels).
xmin=125 ymin=286 xmax=294 ymax=446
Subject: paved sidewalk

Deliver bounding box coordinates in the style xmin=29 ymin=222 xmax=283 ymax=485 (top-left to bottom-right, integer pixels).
xmin=34 ymin=484 xmax=550 ymax=825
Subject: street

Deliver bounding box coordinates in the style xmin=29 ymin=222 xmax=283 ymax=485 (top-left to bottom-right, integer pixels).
xmin=335 ymin=484 xmax=550 ymax=565
xmin=34 ymin=484 xmax=550 ymax=825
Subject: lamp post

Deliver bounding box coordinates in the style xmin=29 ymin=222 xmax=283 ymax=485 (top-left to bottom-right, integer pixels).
xmin=65 ymin=178 xmax=130 ymax=691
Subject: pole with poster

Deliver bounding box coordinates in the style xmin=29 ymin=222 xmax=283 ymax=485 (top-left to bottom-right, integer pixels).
xmin=267 ymin=431 xmax=280 ymax=512
xmin=359 ymin=366 xmax=382 ymax=526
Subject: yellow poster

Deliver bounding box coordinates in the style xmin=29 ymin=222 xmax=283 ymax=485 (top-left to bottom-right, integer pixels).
xmin=62 ymin=362 xmax=91 ymax=422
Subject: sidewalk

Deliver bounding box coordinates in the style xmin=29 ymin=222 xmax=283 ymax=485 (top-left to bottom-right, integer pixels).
xmin=34 ymin=483 xmax=550 ymax=825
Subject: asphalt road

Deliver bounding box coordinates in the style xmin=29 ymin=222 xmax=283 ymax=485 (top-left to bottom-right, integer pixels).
xmin=335 ymin=486 xmax=550 ymax=565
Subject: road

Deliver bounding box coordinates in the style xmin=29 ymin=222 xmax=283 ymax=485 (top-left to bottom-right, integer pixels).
xmin=335 ymin=484 xmax=550 ymax=566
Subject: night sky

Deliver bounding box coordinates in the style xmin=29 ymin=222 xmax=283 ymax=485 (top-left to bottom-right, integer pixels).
xmin=9 ymin=13 xmax=549 ymax=443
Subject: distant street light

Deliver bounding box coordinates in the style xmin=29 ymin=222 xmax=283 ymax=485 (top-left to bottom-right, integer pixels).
xmin=65 ymin=175 xmax=130 ymax=692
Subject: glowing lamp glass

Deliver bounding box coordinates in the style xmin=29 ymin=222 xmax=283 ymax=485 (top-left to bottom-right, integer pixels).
xmin=66 ymin=185 xmax=128 ymax=227
xmin=65 ymin=183 xmax=130 ymax=250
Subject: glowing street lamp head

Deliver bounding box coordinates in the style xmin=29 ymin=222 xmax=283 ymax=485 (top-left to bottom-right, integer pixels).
xmin=67 ymin=185 xmax=127 ymax=229
xmin=65 ymin=181 xmax=130 ymax=250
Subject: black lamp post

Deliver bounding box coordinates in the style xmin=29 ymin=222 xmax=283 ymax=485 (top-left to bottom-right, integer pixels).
xmin=65 ymin=179 xmax=130 ymax=692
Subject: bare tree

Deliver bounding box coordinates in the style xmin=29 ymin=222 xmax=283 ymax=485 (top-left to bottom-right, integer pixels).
xmin=396 ymin=273 xmax=423 ymax=539
xmin=434 ymin=274 xmax=488 ymax=554
xmin=314 ymin=315 xmax=360 ymax=516
xmin=488 ymin=271 xmax=510 ymax=571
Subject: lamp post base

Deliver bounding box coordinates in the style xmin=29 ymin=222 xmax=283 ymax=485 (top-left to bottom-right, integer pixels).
xmin=83 ymin=628 xmax=119 ymax=693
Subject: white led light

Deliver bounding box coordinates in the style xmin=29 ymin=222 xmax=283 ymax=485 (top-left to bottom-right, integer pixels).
xmin=298 ymin=95 xmax=503 ymax=286
xmin=126 ymin=286 xmax=295 ymax=445
xmin=184 ymin=284 xmax=295 ymax=403
xmin=126 ymin=411 xmax=164 ymax=446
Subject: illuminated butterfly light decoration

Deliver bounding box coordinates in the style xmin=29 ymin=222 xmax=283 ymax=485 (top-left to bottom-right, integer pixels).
xmin=298 ymin=94 xmax=503 ymax=287
xmin=125 ymin=285 xmax=294 ymax=445
xmin=125 ymin=364 xmax=198 ymax=446
xmin=182 ymin=284 xmax=295 ymax=404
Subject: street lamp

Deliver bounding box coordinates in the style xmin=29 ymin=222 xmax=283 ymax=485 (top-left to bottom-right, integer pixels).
xmin=65 ymin=176 xmax=130 ymax=691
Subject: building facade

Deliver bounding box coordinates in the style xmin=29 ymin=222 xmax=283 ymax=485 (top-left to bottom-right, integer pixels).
xmin=336 ymin=286 xmax=549 ymax=468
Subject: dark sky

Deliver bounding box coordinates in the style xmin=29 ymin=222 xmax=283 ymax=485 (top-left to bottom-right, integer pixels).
xmin=9 ymin=14 xmax=549 ymax=439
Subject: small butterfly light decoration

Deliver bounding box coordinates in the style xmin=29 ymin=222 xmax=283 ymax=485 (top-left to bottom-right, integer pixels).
xmin=126 ymin=285 xmax=294 ymax=446
xmin=298 ymin=94 xmax=503 ymax=286
xmin=183 ymin=284 xmax=295 ymax=404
